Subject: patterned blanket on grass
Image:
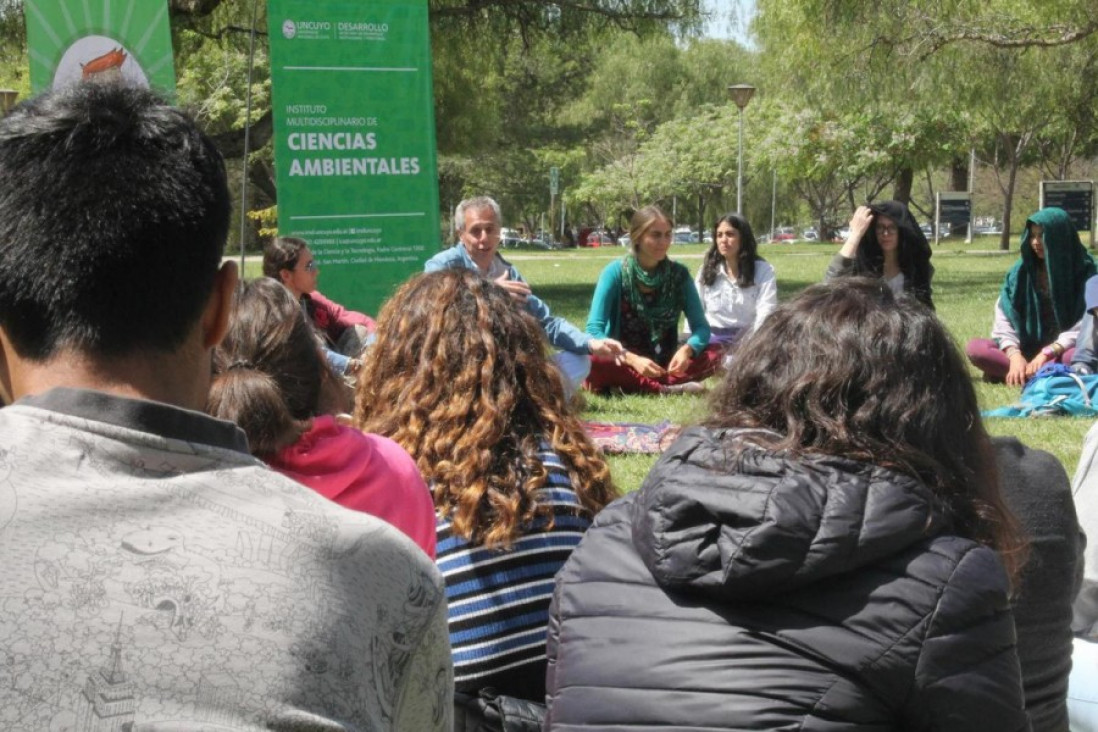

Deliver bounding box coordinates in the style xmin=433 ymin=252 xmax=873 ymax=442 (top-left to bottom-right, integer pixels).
xmin=583 ymin=420 xmax=681 ymax=454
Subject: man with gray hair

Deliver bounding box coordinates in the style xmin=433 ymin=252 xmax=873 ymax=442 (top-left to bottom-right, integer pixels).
xmin=425 ymin=196 xmax=622 ymax=396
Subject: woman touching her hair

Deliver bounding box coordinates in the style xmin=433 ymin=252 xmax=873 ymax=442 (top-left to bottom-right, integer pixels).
xmin=826 ymin=200 xmax=934 ymax=308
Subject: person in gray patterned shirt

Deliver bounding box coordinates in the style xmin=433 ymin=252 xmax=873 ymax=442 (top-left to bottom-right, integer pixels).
xmin=0 ymin=81 xmax=452 ymax=731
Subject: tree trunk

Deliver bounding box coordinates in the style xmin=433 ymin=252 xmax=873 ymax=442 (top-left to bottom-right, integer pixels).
xmin=999 ymin=159 xmax=1020 ymax=251
xmin=892 ymin=167 xmax=913 ymax=204
xmin=698 ymin=193 xmax=705 ymax=246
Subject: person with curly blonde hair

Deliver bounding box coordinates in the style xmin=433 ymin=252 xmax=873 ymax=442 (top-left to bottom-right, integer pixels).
xmin=355 ymin=269 xmax=618 ymax=708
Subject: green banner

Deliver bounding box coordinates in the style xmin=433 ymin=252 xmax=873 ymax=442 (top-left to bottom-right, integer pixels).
xmin=268 ymin=0 xmax=440 ymax=317
xmin=24 ymin=0 xmax=175 ymax=94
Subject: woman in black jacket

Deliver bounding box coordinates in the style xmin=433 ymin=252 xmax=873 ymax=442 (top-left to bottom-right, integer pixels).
xmin=545 ymin=278 xmax=1030 ymax=731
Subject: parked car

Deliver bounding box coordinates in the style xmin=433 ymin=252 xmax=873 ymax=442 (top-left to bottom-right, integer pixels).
xmin=802 ymin=228 xmax=819 ymax=241
xmin=529 ymin=232 xmax=560 ymax=250
xmin=584 ymin=232 xmax=615 ymax=247
xmin=619 ymin=234 xmax=632 ymax=249
xmin=500 ymin=228 xmax=524 ymax=248
xmin=771 ymin=226 xmax=796 ymax=243
xmin=920 ymin=223 xmax=950 ymax=239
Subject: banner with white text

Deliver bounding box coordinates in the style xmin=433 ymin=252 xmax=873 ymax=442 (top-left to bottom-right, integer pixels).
xmin=268 ymin=0 xmax=439 ymax=316
xmin=25 ymin=0 xmax=175 ymax=94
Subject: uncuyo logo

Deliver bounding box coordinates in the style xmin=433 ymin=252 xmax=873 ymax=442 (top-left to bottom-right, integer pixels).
xmin=282 ymin=19 xmax=297 ymax=39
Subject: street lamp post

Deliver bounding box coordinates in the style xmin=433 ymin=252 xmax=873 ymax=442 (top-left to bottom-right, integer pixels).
xmin=727 ymin=84 xmax=756 ymax=215
xmin=0 ymin=89 xmax=18 ymax=116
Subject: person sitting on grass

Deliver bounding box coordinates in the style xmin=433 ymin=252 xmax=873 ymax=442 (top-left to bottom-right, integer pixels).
xmin=425 ymin=196 xmax=624 ymax=399
xmin=966 ymin=207 xmax=1096 ymax=385
xmin=585 ymin=205 xmax=721 ymax=395
xmin=688 ymin=212 xmax=777 ymax=367
xmin=826 ymin=200 xmax=934 ymax=308
xmin=1071 ymin=275 xmax=1098 ymax=375
xmin=208 ymin=277 xmax=437 ymax=557
xmin=545 ymin=278 xmax=1030 ymax=731
xmin=263 ymin=235 xmax=376 ymax=377
xmin=0 ymin=80 xmax=451 ymax=729
xmin=355 ymin=269 xmax=618 ymax=718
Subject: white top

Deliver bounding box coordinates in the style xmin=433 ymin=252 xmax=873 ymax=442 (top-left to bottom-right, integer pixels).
xmin=689 ymin=259 xmax=778 ymax=337
xmin=990 ymin=296 xmax=1082 ymax=352
xmin=885 ymin=271 xmax=905 ymax=297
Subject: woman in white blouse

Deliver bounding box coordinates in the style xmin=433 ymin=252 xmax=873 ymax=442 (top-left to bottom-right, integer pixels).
xmin=690 ymin=213 xmax=777 ymax=365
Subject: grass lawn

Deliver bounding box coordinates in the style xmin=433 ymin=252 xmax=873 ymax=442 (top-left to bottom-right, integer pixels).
xmin=243 ymin=237 xmax=1096 ymax=493
xmin=507 ymin=238 xmax=1095 ymax=492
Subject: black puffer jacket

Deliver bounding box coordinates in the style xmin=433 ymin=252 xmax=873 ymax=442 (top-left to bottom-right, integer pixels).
xmin=545 ymin=427 xmax=1030 ymax=731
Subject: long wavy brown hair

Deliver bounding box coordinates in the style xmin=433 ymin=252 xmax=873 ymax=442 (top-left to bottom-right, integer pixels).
xmin=208 ymin=278 xmax=349 ymax=457
xmin=355 ymin=270 xmax=618 ymax=548
xmin=706 ymin=278 xmax=1027 ymax=586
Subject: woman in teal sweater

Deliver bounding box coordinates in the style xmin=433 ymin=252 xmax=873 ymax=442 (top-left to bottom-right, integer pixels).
xmin=585 ymin=206 xmax=721 ymax=394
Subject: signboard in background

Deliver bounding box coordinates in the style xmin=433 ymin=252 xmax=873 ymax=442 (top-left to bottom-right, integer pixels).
xmin=268 ymin=0 xmax=439 ymax=316
xmin=1040 ymin=180 xmax=1095 ymax=248
xmin=24 ymin=0 xmax=175 ymax=94
xmin=936 ymin=191 xmax=972 ymax=244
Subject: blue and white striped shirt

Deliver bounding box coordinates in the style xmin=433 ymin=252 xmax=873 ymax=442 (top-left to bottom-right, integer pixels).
xmin=435 ymin=446 xmax=591 ymax=699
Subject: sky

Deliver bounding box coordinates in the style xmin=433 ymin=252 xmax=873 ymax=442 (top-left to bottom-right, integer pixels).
xmin=703 ymin=0 xmax=756 ymax=45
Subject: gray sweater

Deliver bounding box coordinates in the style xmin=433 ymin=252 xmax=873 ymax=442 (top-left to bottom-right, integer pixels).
xmin=0 ymin=388 xmax=452 ymax=731
xmin=996 ymin=437 xmax=1083 ymax=732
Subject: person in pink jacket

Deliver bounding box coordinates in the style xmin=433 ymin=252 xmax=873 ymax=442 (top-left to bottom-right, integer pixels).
xmin=207 ymin=277 xmax=436 ymax=557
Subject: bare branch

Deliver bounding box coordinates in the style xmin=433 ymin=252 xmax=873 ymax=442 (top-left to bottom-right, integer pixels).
xmin=187 ymin=24 xmax=268 ymax=41
xmin=908 ymin=16 xmax=1098 ymax=59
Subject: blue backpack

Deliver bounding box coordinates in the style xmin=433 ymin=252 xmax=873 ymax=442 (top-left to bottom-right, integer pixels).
xmin=984 ymin=364 xmax=1098 ymax=417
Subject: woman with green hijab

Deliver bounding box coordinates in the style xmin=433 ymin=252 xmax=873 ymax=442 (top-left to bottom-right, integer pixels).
xmin=585 ymin=206 xmax=721 ymax=394
xmin=966 ymin=207 xmax=1097 ymax=386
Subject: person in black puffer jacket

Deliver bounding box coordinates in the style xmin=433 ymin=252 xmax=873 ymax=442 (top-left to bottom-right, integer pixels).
xmin=545 ymin=278 xmax=1032 ymax=732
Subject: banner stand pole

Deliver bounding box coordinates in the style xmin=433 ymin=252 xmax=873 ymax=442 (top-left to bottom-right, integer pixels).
xmin=238 ymin=0 xmax=262 ymax=277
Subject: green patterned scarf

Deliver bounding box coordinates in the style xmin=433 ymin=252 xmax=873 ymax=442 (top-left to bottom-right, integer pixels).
xmin=622 ymin=255 xmax=684 ymax=350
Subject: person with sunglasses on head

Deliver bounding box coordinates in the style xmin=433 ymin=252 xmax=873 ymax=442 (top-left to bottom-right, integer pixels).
xmin=263 ymin=236 xmax=376 ymax=377
xmin=826 ymin=200 xmax=934 ymax=308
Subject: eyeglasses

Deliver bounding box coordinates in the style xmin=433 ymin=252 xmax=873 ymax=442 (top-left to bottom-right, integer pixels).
xmin=875 ymin=225 xmax=897 ymax=236
xmin=303 ymin=260 xmax=318 ymax=271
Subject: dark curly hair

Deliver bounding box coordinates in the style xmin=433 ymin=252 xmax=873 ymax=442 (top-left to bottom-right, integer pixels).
xmin=355 ymin=270 xmax=618 ymax=548
xmin=706 ymin=277 xmax=1026 ymax=585
xmin=700 ymin=213 xmax=761 ymax=288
